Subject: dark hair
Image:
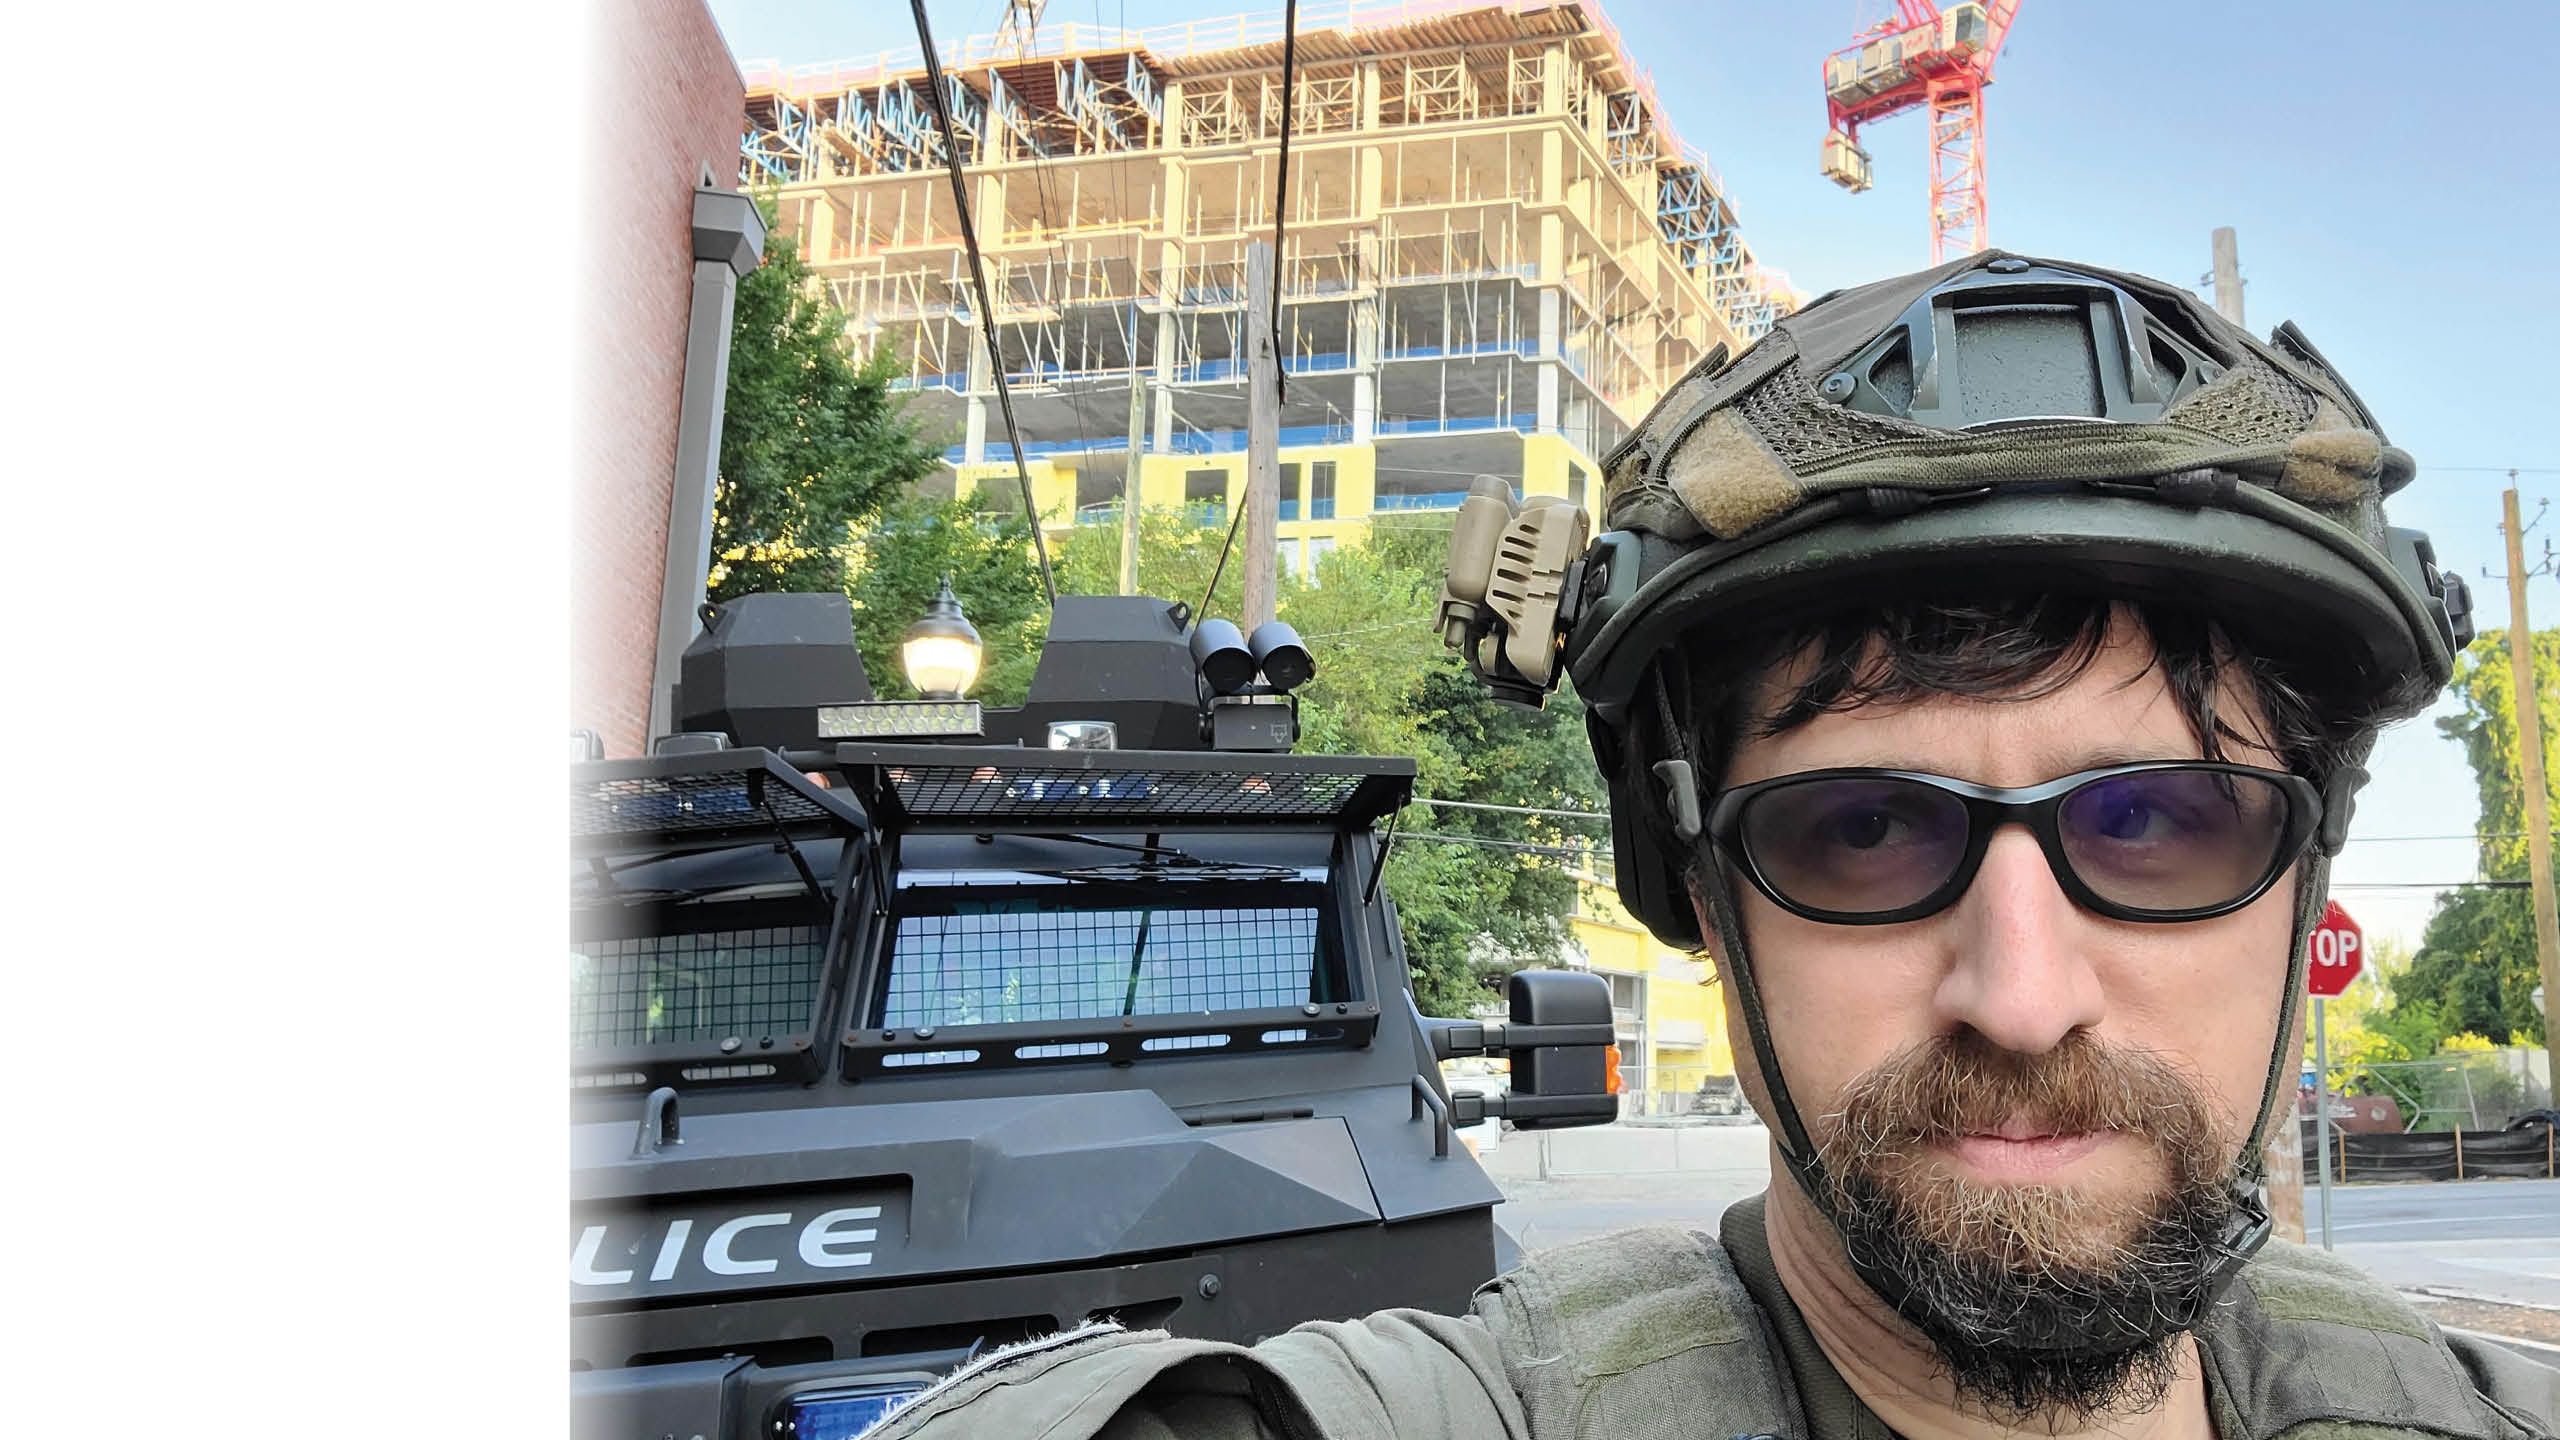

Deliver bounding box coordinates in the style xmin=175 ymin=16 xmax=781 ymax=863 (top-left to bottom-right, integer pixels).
xmin=1675 ymin=592 xmax=2366 ymax=794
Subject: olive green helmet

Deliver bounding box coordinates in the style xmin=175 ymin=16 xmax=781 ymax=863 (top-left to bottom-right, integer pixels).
xmin=1441 ymin=249 xmax=2473 ymax=948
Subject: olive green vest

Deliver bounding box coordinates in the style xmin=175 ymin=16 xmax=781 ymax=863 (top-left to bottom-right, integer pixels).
xmin=870 ymin=1194 xmax=2556 ymax=1440
xmin=1473 ymin=1194 xmax=2555 ymax=1440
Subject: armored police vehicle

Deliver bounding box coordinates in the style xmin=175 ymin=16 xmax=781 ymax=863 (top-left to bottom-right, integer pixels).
xmin=570 ymin=592 xmax=1620 ymax=1440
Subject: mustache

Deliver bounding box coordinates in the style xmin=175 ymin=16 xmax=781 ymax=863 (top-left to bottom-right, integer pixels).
xmin=1820 ymin=1030 xmax=2230 ymax=1158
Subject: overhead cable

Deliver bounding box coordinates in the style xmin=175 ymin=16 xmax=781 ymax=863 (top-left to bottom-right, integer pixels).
xmin=1268 ymin=0 xmax=1300 ymax=404
xmin=910 ymin=0 xmax=1057 ymax=604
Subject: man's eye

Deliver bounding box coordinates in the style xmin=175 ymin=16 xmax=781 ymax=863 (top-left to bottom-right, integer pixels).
xmin=1824 ymin=809 xmax=1900 ymax=849
xmin=2096 ymin=799 xmax=2158 ymax=841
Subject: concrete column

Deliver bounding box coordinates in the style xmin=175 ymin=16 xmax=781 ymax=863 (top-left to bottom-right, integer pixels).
xmin=650 ymin=187 xmax=767 ymax=744
xmin=1359 ymin=61 xmax=1381 ymax=129
xmin=1353 ymin=264 xmax=1380 ymax=443
xmin=800 ymin=196 xmax=835 ymax=262
xmin=964 ymin=327 xmax=992 ymax=464
xmin=1536 ymin=287 xmax=1561 ymax=433
xmin=1152 ymin=309 xmax=1177 ymax=452
xmin=1542 ymin=42 xmax=1567 ymax=115
xmin=976 ymin=172 xmax=1007 ymax=244
xmin=1165 ymin=80 xmax=1185 ymax=148
xmin=1540 ymin=131 xmax=1564 ymax=206
xmin=1162 ymin=161 xmax=1189 ymax=239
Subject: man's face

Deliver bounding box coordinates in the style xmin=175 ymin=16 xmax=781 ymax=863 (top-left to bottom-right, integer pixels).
xmin=1708 ymin=617 xmax=2298 ymax=1410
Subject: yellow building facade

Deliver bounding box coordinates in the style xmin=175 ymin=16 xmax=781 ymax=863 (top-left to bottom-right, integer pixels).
xmin=1567 ymin=877 xmax=1735 ymax=1116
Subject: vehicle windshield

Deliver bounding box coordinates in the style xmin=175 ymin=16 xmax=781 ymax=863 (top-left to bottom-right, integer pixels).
xmin=877 ymin=879 xmax=1345 ymax=1029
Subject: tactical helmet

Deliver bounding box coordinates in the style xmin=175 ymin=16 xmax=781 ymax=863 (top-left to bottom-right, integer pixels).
xmin=1438 ymin=249 xmax=2476 ymax=1346
xmin=1443 ymin=250 xmax=2471 ymax=945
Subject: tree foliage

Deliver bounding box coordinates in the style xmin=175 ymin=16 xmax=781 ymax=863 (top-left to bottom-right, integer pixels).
xmin=708 ymin=204 xmax=947 ymax=602
xmin=2374 ymin=625 xmax=2558 ymax=1055
xmin=845 ymin=496 xmax=1047 ymax=702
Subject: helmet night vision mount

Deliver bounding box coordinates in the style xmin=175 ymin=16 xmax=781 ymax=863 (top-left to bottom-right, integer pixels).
xmin=1435 ymin=478 xmax=1590 ymax=707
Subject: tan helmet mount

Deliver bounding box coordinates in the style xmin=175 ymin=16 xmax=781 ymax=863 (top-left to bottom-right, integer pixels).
xmin=1436 ymin=475 xmax=1591 ymax=706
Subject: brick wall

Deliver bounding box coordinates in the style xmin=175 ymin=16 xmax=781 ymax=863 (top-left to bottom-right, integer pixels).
xmin=574 ymin=0 xmax=744 ymax=756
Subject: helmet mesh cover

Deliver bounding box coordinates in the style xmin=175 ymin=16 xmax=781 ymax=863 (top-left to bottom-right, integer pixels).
xmin=1602 ymin=251 xmax=2404 ymax=548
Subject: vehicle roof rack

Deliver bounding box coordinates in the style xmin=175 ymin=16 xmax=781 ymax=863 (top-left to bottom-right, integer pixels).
xmin=825 ymin=743 xmax=1414 ymax=833
xmin=572 ymin=748 xmax=868 ymax=859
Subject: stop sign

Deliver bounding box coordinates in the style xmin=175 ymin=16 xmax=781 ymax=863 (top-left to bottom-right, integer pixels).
xmin=2306 ymin=901 xmax=2365 ymax=998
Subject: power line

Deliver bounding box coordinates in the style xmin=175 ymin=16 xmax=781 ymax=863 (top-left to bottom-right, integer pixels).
xmin=911 ymin=0 xmax=1059 ymax=604
xmin=1401 ymin=830 xmax=1594 ymax=859
xmin=1268 ymin=0 xmax=1300 ymax=403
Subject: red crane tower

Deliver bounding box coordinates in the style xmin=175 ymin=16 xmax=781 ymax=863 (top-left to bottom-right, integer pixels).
xmin=1820 ymin=1 xmax=2022 ymax=262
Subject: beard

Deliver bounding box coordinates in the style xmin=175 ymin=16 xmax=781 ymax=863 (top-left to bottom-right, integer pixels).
xmin=1807 ymin=1030 xmax=2248 ymax=1422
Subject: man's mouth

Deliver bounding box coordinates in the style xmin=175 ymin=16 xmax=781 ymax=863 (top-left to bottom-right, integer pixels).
xmin=1940 ymin=1122 xmax=2114 ymax=1181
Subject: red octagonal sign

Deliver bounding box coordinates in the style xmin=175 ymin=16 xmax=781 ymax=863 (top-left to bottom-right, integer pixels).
xmin=2306 ymin=901 xmax=2365 ymax=998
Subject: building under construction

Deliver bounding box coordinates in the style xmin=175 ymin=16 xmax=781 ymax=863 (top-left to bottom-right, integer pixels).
xmin=738 ymin=0 xmax=1791 ymax=577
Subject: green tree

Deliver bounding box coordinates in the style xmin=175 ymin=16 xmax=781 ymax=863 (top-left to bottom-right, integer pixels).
xmin=846 ymin=496 xmax=1047 ymax=704
xmin=708 ymin=203 xmax=947 ymax=601
xmin=1280 ymin=516 xmax=1607 ymax=1017
xmin=2380 ymin=626 xmax=2559 ymax=1050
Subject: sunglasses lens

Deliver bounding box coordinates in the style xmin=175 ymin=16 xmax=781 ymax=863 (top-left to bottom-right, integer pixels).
xmin=2058 ymin=768 xmax=2295 ymax=914
xmin=1739 ymin=776 xmax=1971 ymax=916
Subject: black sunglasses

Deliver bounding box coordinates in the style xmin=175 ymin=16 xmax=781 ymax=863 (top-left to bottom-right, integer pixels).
xmin=1703 ymin=761 xmax=2322 ymax=926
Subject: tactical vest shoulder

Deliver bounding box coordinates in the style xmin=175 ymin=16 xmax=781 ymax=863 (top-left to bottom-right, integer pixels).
xmin=1468 ymin=1224 xmax=2554 ymax=1440
xmin=1470 ymin=1224 xmax=1807 ymax=1440
xmin=2208 ymin=1238 xmax=2556 ymax=1440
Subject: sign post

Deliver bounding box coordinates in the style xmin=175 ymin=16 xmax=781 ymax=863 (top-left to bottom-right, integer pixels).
xmin=2305 ymin=902 xmax=2366 ymax=1249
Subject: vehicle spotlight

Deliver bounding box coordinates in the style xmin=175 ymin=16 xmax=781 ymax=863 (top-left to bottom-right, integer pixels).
xmin=902 ymin=576 xmax=982 ymax=700
xmin=1189 ymin=618 xmax=1256 ymax=696
xmin=1246 ymin=621 xmax=1314 ymax=692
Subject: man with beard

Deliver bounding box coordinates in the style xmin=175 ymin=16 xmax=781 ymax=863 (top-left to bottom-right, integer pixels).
xmin=870 ymin=254 xmax=2557 ymax=1439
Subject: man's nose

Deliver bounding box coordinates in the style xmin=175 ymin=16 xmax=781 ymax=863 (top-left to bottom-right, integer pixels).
xmin=1932 ymin=825 xmax=2107 ymax=1053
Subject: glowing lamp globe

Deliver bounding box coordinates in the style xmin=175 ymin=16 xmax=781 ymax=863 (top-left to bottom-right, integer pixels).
xmin=902 ymin=576 xmax=982 ymax=700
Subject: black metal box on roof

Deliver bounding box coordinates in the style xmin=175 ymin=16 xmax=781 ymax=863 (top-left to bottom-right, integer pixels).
xmin=994 ymin=594 xmax=1205 ymax=749
xmin=679 ymin=593 xmax=876 ymax=750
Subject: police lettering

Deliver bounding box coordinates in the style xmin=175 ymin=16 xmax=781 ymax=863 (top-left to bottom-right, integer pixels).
xmin=571 ymin=1205 xmax=882 ymax=1288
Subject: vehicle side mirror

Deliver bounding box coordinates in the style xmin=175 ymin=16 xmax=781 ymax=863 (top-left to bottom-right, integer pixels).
xmin=1423 ymin=969 xmax=1619 ymax=1131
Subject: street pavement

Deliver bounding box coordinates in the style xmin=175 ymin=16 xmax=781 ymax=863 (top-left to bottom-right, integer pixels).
xmin=2305 ymin=1176 xmax=2560 ymax=1310
xmin=1484 ymin=1123 xmax=2560 ymax=1315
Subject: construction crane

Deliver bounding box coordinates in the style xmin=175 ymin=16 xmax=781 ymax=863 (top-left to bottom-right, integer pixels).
xmin=1819 ymin=1 xmax=2021 ymax=262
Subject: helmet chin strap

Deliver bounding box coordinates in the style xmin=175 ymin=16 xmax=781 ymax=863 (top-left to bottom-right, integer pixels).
xmin=1690 ymin=819 xmax=2333 ymax=1355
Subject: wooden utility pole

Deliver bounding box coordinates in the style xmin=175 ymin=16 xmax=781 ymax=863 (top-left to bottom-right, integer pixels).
xmin=2211 ymin=227 xmax=2245 ymax=326
xmin=1120 ymin=330 xmax=1145 ymax=596
xmin=2210 ymin=225 xmax=2308 ymax=1242
xmin=2501 ymin=482 xmax=2560 ymax=1081
xmin=1241 ymin=241 xmax=1281 ymax=630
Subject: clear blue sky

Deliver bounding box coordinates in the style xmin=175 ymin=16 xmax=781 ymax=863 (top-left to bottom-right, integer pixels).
xmin=707 ymin=0 xmax=2560 ymax=954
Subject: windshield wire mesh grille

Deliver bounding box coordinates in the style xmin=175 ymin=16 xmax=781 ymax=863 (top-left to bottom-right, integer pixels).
xmin=572 ymin=926 xmax=822 ymax=1048
xmin=573 ymin=770 xmax=833 ymax=839
xmin=883 ymin=764 xmax=1364 ymax=821
xmin=882 ymin=905 xmax=1325 ymax=1027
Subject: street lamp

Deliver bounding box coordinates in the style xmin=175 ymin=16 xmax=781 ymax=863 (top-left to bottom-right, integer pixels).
xmin=902 ymin=576 xmax=982 ymax=700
